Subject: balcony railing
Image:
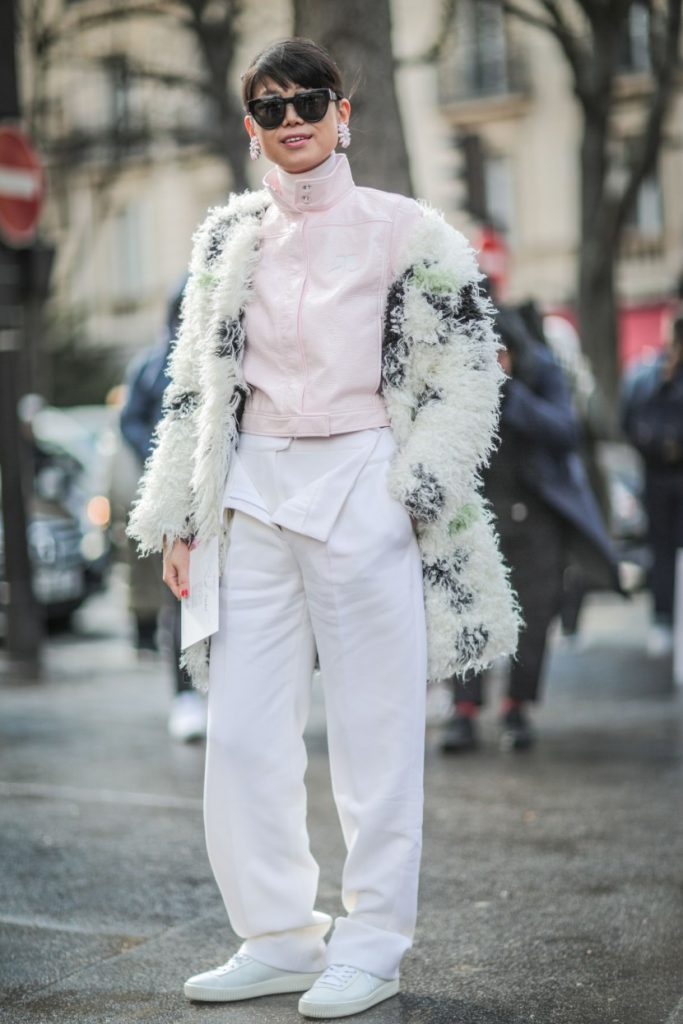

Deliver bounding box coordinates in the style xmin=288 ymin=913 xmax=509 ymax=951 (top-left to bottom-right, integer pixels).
xmin=438 ymin=46 xmax=531 ymax=107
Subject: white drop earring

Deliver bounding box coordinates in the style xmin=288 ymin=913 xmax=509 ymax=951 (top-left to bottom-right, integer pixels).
xmin=337 ymin=121 xmax=351 ymax=149
xmin=249 ymin=135 xmax=261 ymax=161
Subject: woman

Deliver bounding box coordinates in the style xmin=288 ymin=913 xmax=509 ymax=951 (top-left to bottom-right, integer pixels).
xmin=128 ymin=37 xmax=519 ymax=1019
xmin=441 ymin=306 xmax=618 ymax=755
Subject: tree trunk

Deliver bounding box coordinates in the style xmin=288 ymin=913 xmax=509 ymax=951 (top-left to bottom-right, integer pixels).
xmin=293 ymin=0 xmax=413 ymax=194
xmin=190 ymin=0 xmax=249 ymax=192
xmin=577 ymin=102 xmax=620 ymax=413
xmin=215 ymin=96 xmax=249 ymax=192
xmin=578 ymin=237 xmax=619 ymax=415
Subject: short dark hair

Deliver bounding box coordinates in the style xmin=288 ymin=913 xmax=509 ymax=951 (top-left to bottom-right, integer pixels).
xmin=241 ymin=37 xmax=345 ymax=108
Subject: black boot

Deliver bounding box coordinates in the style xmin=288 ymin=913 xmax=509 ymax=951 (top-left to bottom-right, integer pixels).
xmin=440 ymin=713 xmax=479 ymax=754
xmin=135 ymin=615 xmax=158 ymax=653
xmin=500 ymin=706 xmax=535 ymax=751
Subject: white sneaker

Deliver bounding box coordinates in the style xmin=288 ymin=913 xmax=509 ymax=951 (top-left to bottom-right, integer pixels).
xmin=298 ymin=964 xmax=399 ymax=1019
xmin=646 ymin=624 xmax=673 ymax=658
xmin=184 ymin=951 xmax=321 ymax=1002
xmin=168 ymin=691 xmax=207 ymax=742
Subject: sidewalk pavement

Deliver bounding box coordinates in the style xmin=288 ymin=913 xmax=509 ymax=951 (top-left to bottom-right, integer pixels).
xmin=1 ymin=569 xmax=682 ymax=1024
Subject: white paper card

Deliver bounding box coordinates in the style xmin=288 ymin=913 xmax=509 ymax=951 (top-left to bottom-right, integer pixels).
xmin=180 ymin=535 xmax=219 ymax=649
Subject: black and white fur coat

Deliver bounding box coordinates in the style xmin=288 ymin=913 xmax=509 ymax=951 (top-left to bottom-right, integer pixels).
xmin=128 ymin=189 xmax=521 ymax=689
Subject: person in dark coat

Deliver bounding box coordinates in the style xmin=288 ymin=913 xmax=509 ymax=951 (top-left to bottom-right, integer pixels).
xmin=121 ymin=280 xmax=205 ymax=741
xmin=121 ymin=347 xmax=170 ymax=466
xmin=441 ymin=306 xmax=619 ymax=752
xmin=118 ymin=344 xmax=170 ymax=655
xmin=621 ymin=314 xmax=683 ymax=656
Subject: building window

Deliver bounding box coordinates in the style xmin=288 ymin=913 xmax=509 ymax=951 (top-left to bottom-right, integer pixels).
xmin=619 ymin=2 xmax=651 ymax=74
xmin=625 ymin=172 xmax=663 ymax=239
xmin=112 ymin=200 xmax=149 ymax=302
xmin=104 ymin=56 xmax=131 ymax=141
xmin=458 ymin=134 xmax=486 ymax=220
xmin=438 ymin=0 xmax=529 ymax=106
xmin=484 ymin=153 xmax=515 ymax=237
xmin=463 ymin=1 xmax=509 ymax=97
xmin=457 ymin=134 xmax=515 ymax=236
xmin=614 ymin=134 xmax=664 ymax=242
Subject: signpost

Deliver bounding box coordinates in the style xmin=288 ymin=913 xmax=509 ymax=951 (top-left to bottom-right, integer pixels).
xmin=0 ymin=1 xmax=45 ymax=677
xmin=0 ymin=125 xmax=44 ymax=246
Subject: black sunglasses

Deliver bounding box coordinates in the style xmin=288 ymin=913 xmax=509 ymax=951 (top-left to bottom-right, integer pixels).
xmin=247 ymin=88 xmax=341 ymax=130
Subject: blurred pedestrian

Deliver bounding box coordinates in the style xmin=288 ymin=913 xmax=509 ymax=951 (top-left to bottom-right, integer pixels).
xmin=621 ymin=314 xmax=683 ymax=656
xmin=542 ymin=313 xmax=615 ymax=636
xmin=120 ymin=282 xmax=206 ymax=742
xmin=441 ymin=306 xmax=618 ymax=754
xmin=109 ymin=388 xmax=162 ymax=653
xmin=127 ymin=37 xmax=519 ymax=1018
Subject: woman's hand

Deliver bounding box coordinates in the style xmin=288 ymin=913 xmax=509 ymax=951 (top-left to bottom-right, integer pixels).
xmin=498 ymin=346 xmax=513 ymax=377
xmin=163 ymin=538 xmax=191 ymax=600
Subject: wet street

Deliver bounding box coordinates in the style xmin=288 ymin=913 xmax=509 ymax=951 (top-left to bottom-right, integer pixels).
xmin=1 ymin=570 xmax=682 ymax=1024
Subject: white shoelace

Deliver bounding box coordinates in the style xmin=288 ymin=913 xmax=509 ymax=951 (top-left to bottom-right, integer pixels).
xmin=317 ymin=964 xmax=360 ymax=990
xmin=216 ymin=952 xmax=252 ymax=975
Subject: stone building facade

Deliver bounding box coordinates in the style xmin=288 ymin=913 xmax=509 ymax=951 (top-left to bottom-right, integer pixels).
xmin=24 ymin=0 xmax=683 ymax=367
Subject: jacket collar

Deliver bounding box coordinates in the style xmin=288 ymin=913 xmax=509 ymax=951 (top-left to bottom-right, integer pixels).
xmin=263 ymin=153 xmax=354 ymax=213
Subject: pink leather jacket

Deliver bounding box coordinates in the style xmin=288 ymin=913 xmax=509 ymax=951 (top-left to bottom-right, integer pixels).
xmin=240 ymin=154 xmax=422 ymax=437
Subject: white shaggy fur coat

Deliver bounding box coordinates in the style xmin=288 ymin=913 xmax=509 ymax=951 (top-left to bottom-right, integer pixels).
xmin=127 ymin=189 xmax=520 ymax=688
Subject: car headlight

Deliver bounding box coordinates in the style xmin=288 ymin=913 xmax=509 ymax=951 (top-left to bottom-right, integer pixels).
xmin=86 ymin=495 xmax=111 ymax=528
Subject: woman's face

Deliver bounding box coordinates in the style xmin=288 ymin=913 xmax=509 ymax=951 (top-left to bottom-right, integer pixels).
xmin=244 ymin=77 xmax=351 ymax=174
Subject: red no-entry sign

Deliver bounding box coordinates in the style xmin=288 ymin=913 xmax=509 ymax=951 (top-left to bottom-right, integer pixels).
xmin=0 ymin=124 xmax=45 ymax=247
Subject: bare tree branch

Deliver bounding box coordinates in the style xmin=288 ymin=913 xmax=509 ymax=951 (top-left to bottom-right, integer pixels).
xmin=496 ymin=1 xmax=556 ymax=33
xmin=497 ymin=0 xmax=591 ymax=105
xmin=99 ymin=54 xmax=209 ymax=98
xmin=612 ymin=0 xmax=683 ymax=237
xmin=396 ymin=0 xmax=458 ymax=65
xmin=537 ymin=0 xmax=572 ymax=31
xmin=541 ymin=1 xmax=602 ymax=104
xmin=31 ymin=2 xmax=172 ymax=54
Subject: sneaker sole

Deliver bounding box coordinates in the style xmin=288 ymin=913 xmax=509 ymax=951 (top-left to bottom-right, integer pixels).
xmin=184 ymin=971 xmax=321 ymax=1002
xmin=298 ymin=978 xmax=399 ymax=1018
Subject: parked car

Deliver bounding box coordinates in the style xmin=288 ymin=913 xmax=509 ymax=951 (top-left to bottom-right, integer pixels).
xmin=1 ymin=400 xmax=116 ymax=634
xmin=27 ymin=402 xmax=114 ymax=596
xmin=0 ymin=473 xmax=87 ymax=627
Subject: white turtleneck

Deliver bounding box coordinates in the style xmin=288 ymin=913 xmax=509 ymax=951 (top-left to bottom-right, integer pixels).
xmin=272 ymin=151 xmax=338 ymax=206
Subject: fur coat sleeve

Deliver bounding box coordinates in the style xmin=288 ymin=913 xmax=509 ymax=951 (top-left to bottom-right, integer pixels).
xmin=126 ymin=207 xmax=237 ymax=554
xmin=383 ymin=205 xmax=503 ymax=520
xmin=382 ymin=204 xmax=521 ymax=677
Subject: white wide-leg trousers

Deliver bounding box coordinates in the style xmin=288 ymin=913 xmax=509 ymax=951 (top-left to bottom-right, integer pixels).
xmin=204 ymin=429 xmax=427 ymax=981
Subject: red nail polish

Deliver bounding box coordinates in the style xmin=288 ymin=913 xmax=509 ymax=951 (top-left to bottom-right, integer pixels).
xmin=181 ymin=589 xmax=189 ymax=598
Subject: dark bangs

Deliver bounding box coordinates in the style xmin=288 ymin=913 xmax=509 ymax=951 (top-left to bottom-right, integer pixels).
xmin=241 ymin=38 xmax=345 ymax=107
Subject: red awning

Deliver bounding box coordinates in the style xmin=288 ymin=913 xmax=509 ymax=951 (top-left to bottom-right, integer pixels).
xmin=618 ymin=303 xmax=672 ymax=369
xmin=546 ymin=301 xmax=673 ymax=370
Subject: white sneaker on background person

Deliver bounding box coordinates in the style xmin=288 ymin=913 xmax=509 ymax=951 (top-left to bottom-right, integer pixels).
xmin=168 ymin=690 xmax=207 ymax=742
xmin=298 ymin=964 xmax=399 ymax=1018
xmin=647 ymin=623 xmax=674 ymax=658
xmin=184 ymin=951 xmax=321 ymax=1002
